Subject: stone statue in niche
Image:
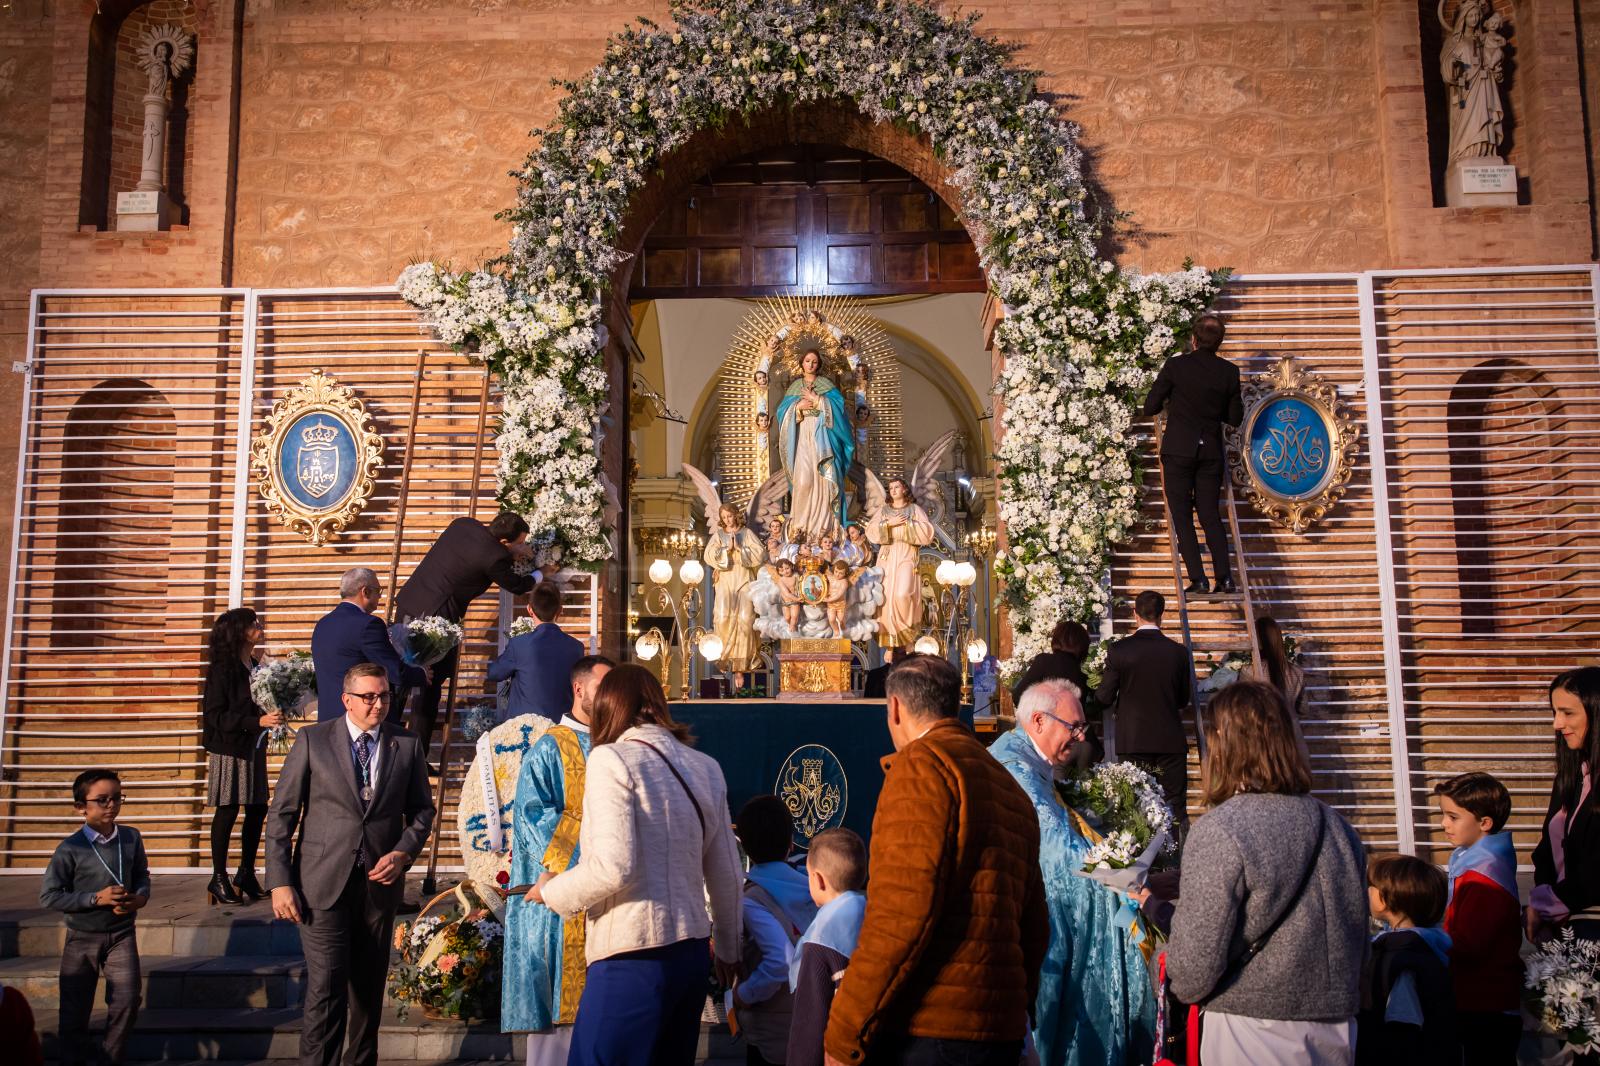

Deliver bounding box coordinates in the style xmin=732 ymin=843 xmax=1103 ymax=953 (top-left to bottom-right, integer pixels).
xmin=116 ymin=24 xmax=194 ymax=231
xmin=1437 ymin=0 xmax=1517 ymax=206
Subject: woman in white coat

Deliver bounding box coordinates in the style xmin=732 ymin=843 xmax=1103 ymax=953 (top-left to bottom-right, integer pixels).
xmin=530 ymin=664 xmax=744 ymax=1065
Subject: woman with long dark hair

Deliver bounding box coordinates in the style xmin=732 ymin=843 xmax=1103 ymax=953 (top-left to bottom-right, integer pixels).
xmin=1009 ymin=618 xmax=1091 ymax=707
xmin=1244 ymin=614 xmax=1309 ymax=761
xmin=527 ymin=664 xmax=743 ymax=1065
xmin=1530 ymin=666 xmax=1600 ymax=942
xmin=201 ymin=607 xmax=280 ymax=906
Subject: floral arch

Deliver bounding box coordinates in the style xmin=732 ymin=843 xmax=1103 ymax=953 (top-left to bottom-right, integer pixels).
xmin=398 ymin=0 xmax=1225 ymax=667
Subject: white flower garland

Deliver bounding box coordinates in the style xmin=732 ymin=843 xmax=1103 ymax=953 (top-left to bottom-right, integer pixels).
xmin=398 ymin=0 xmax=1224 ymax=655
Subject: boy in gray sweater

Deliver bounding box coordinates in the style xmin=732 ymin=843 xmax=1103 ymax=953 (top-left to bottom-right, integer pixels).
xmin=40 ymin=769 xmax=150 ymax=1066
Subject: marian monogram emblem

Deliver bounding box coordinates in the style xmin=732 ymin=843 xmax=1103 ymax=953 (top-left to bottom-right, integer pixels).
xmin=251 ymin=369 xmax=385 ymax=546
xmin=1259 ymin=407 xmax=1327 ymax=487
xmin=295 ymin=419 xmax=342 ymax=499
xmin=776 ymin=743 xmax=847 ymax=848
xmin=1226 ymin=356 xmax=1359 ymax=534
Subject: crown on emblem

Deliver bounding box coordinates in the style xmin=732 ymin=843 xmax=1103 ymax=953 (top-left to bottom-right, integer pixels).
xmin=1275 ymin=407 xmax=1301 ymax=423
xmin=301 ymin=420 xmax=339 ymax=446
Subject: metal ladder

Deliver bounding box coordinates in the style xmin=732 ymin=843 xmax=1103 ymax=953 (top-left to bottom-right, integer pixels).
xmin=1156 ymin=426 xmax=1263 ymax=757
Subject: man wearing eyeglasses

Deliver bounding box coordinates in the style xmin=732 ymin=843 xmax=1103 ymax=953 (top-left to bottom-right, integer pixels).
xmin=265 ymin=662 xmax=436 ymax=1066
xmin=988 ymin=680 xmax=1157 ymax=1065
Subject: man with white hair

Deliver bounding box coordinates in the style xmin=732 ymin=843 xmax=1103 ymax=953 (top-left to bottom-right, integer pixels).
xmin=988 ymin=679 xmax=1156 ymax=1066
xmin=311 ymin=568 xmax=428 ymax=721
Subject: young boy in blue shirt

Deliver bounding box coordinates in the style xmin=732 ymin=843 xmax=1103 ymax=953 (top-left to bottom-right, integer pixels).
xmin=40 ymin=769 xmax=150 ymax=1066
xmin=786 ymin=828 xmax=868 ymax=1066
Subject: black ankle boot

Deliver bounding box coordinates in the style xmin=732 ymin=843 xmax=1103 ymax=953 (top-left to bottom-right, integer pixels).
xmin=233 ymin=869 xmax=266 ymax=903
xmin=208 ymin=873 xmax=243 ymax=906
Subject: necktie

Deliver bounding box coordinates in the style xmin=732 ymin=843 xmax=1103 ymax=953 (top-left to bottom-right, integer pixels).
xmin=353 ymin=732 xmax=373 ymax=867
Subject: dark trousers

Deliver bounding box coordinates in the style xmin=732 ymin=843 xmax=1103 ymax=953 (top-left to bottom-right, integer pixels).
xmin=568 ymin=937 xmax=710 ymax=1066
xmin=297 ymin=865 xmax=397 ymax=1066
xmin=390 ymin=643 xmax=457 ymax=757
xmin=1120 ymin=750 xmax=1189 ymax=828
xmin=1161 ymin=453 xmax=1231 ymax=586
xmin=874 ymin=1037 xmax=1024 ymax=1066
xmin=1458 ymin=1011 xmax=1521 ymax=1066
xmin=59 ymin=927 xmax=140 ymax=1066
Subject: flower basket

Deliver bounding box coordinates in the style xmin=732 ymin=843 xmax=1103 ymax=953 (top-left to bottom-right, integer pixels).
xmin=1526 ymin=927 xmax=1600 ymax=1053
xmin=1060 ymin=761 xmax=1175 ymax=893
xmin=388 ymin=880 xmax=504 ymax=1023
xmin=392 ymin=616 xmax=465 ymax=669
xmin=250 ymin=652 xmax=316 ymax=755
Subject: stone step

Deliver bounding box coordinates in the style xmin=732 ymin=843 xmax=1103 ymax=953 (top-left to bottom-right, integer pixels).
xmin=0 ymin=953 xmax=305 ymax=1010
xmin=34 ymin=1007 xmax=744 ymax=1063
xmin=1 ymin=899 xmax=305 ymax=960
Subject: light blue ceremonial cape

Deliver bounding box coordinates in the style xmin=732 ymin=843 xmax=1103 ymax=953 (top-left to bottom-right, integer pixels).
xmin=989 ymin=727 xmax=1157 ymax=1066
xmin=775 ymin=374 xmax=854 ymax=528
xmin=502 ymin=720 xmax=591 ymax=1034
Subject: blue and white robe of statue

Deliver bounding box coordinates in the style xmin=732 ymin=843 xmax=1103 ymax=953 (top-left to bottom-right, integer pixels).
xmin=989 ymin=727 xmax=1156 ymax=1066
xmin=502 ymin=716 xmax=591 ymax=1035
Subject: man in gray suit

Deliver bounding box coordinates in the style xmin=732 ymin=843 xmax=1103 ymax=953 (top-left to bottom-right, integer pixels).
xmin=266 ymin=662 xmax=436 ymax=1066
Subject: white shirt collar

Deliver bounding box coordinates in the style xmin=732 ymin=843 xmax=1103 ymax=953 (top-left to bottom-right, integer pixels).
xmin=344 ymin=715 xmax=379 ymax=744
xmin=559 ymin=714 xmax=591 ymax=734
xmin=1137 ymin=622 xmax=1161 ymax=633
xmin=82 ymin=824 xmax=119 ymax=846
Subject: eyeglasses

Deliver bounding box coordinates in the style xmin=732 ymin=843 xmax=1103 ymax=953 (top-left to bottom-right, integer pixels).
xmin=84 ymin=794 xmax=124 ymax=808
xmin=344 ymin=691 xmax=391 ymax=706
xmin=1040 ymin=711 xmax=1089 ymax=742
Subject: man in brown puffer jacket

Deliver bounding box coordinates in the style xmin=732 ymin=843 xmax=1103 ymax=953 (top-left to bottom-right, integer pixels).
xmin=824 ymin=654 xmax=1048 ymax=1066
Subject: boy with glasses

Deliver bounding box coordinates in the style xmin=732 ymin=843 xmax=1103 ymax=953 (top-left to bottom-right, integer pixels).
xmin=40 ymin=769 xmax=150 ymax=1066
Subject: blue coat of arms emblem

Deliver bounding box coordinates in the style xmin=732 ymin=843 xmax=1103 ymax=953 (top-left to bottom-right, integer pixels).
xmin=776 ymin=743 xmax=847 ymax=848
xmin=296 ymin=419 xmax=342 ymax=500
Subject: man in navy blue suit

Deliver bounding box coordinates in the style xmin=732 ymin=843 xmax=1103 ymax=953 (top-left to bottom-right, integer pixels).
xmin=486 ymin=581 xmax=585 ymax=721
xmin=311 ymin=568 xmax=429 ymax=721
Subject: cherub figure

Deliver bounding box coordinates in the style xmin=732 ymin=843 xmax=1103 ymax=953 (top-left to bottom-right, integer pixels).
xmin=753 ymin=369 xmax=769 ymax=388
xmin=840 ymin=522 xmax=874 ymax=567
xmin=824 ymin=559 xmax=865 ymax=638
xmin=775 ymin=559 xmax=802 ymax=629
xmin=816 ymin=533 xmax=837 ymax=563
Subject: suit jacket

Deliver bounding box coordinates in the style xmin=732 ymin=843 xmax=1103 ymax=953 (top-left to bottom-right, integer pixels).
xmin=310 ymin=601 xmax=426 ymax=721
xmin=1094 ymin=628 xmax=1193 ymax=754
xmin=486 ymin=622 xmax=585 ymax=721
xmin=264 ymin=718 xmax=436 ymax=911
xmin=1141 ymin=346 xmax=1243 ymax=460
xmin=395 ymin=517 xmax=536 ymax=623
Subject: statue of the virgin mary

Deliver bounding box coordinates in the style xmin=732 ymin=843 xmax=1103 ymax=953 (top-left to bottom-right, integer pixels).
xmin=775 ymin=348 xmax=855 ymax=538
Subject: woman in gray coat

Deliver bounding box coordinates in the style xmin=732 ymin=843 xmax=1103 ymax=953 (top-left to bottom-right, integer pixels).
xmin=1166 ymin=681 xmax=1369 ymax=1065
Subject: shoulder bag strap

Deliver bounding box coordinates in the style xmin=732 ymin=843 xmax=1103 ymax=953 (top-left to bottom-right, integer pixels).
xmin=1212 ymin=803 xmax=1326 ymax=996
xmin=629 ymin=738 xmax=707 ymax=836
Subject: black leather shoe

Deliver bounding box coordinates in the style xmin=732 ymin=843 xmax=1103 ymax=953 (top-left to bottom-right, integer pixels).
xmin=233 ymin=870 xmax=267 ymax=903
xmin=1216 ymin=578 xmax=1239 ymax=595
xmin=1184 ymin=580 xmax=1210 ymax=595
xmin=395 ymin=899 xmax=421 ymax=915
xmin=207 ymin=873 xmax=243 ymax=907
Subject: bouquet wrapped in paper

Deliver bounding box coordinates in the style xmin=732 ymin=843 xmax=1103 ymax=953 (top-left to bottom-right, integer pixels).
xmin=249 ymin=652 xmax=317 ymax=755
xmin=507 ymin=616 xmax=539 ymax=639
xmin=1526 ymin=928 xmax=1600 ymax=1053
xmin=1198 ymin=633 xmax=1302 ymax=693
xmin=394 ymin=616 xmax=464 ymax=668
xmin=1060 ymin=761 xmax=1174 ymax=894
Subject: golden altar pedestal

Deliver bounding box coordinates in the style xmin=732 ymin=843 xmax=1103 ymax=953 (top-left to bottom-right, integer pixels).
xmin=777 ymin=638 xmax=854 ymax=700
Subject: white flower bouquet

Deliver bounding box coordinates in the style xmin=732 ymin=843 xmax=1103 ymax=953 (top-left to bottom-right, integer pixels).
xmin=250 ymin=652 xmax=316 ymax=755
xmin=1526 ymin=928 xmax=1600 ymax=1053
xmin=397 ymin=616 xmax=464 ymax=668
xmin=1198 ymin=634 xmax=1302 ymax=693
xmin=1060 ymin=761 xmax=1174 ymax=893
xmin=507 ymin=616 xmax=539 ymax=639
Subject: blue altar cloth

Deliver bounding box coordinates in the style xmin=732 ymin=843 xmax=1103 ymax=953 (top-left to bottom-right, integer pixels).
xmin=670 ymin=699 xmax=972 ymax=849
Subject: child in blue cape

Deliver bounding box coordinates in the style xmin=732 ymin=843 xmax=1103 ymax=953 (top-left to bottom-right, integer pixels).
xmin=1358 ymin=853 xmax=1460 ymax=1066
xmin=786 ymin=828 xmax=868 ymax=1066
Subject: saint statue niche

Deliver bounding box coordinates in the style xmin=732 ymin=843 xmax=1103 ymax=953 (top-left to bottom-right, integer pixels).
xmin=1439 ymin=0 xmax=1510 ymax=164
xmin=776 ymin=348 xmax=854 ymax=540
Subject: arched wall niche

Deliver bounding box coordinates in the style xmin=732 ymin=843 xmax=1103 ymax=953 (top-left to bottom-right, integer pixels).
xmin=53 ymin=378 xmax=177 ymax=648
xmin=79 ymin=0 xmax=199 ymax=230
xmin=1447 ymin=358 xmax=1592 ymax=635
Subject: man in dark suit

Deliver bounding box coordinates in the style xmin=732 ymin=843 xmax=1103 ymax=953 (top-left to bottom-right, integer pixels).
xmin=1142 ymin=312 xmax=1244 ymax=595
xmin=393 ymin=511 xmax=538 ymax=754
xmin=486 ymin=580 xmax=585 ymax=721
xmin=266 ymin=662 xmax=436 ymax=1066
xmin=311 ymin=567 xmax=428 ymax=721
xmin=1094 ymin=590 xmax=1195 ymax=827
